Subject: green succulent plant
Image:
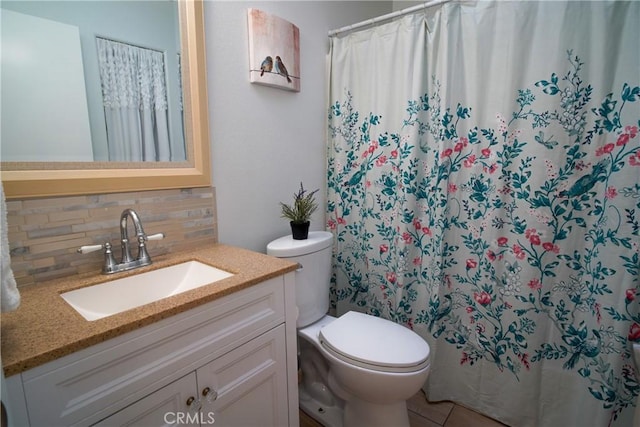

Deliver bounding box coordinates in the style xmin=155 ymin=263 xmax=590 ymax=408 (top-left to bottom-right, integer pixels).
xmin=280 ymin=182 xmax=318 ymax=224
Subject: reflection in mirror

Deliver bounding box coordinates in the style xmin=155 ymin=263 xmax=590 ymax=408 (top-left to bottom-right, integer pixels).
xmin=0 ymin=0 xmax=211 ymax=199
xmin=0 ymin=0 xmax=186 ymax=162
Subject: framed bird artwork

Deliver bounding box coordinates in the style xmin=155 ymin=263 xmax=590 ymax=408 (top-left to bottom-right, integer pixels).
xmin=247 ymin=8 xmax=300 ymax=92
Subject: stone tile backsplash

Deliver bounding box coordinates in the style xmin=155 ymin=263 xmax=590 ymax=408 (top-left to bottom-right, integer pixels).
xmin=6 ymin=187 xmax=217 ymax=286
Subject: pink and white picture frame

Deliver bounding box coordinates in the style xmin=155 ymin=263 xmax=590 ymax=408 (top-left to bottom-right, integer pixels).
xmin=247 ymin=8 xmax=300 ymax=92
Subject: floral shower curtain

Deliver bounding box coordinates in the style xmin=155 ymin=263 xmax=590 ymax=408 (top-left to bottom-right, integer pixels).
xmin=326 ymin=2 xmax=639 ymax=426
xmin=97 ymin=38 xmax=171 ymax=162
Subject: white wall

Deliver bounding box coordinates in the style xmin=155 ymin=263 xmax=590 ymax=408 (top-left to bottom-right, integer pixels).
xmin=1 ymin=10 xmax=93 ymax=161
xmin=392 ymin=1 xmax=424 ymax=12
xmin=206 ymin=1 xmax=392 ymax=252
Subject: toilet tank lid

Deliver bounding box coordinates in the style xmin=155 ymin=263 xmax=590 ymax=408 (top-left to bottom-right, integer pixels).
xmin=267 ymin=231 xmax=333 ymax=257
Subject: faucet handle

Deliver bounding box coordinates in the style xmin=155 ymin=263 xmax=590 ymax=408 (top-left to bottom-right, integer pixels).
xmin=101 ymin=242 xmax=118 ymax=273
xmin=78 ymin=243 xmax=107 ymax=254
xmin=136 ymin=232 xmax=164 ymax=264
xmin=146 ymin=232 xmax=165 ymax=241
xmin=78 ymin=242 xmax=118 ymax=274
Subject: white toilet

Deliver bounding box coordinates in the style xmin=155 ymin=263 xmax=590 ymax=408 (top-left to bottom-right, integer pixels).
xmin=267 ymin=231 xmax=431 ymax=427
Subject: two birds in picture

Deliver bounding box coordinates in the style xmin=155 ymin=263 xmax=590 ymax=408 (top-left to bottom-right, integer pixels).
xmin=248 ymin=8 xmax=300 ymax=92
xmin=259 ymin=56 xmax=291 ymax=83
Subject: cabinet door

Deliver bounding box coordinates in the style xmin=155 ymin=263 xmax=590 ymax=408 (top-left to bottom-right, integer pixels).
xmin=197 ymin=325 xmax=288 ymax=427
xmin=94 ymin=373 xmax=199 ymax=427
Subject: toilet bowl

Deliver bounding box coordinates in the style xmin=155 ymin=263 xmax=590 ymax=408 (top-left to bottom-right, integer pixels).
xmin=267 ymin=231 xmax=431 ymax=427
xmin=299 ymin=312 xmax=430 ymax=427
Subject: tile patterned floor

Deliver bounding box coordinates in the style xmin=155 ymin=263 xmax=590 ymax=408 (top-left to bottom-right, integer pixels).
xmin=300 ymin=390 xmax=507 ymax=427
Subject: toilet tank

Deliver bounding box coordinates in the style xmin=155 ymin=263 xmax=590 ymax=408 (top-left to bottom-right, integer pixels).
xmin=267 ymin=231 xmax=333 ymax=327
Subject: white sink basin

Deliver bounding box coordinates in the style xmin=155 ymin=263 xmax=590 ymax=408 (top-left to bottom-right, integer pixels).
xmin=61 ymin=261 xmax=234 ymax=321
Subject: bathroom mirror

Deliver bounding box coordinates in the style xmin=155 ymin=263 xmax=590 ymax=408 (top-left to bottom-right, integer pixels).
xmin=0 ymin=0 xmax=211 ymax=199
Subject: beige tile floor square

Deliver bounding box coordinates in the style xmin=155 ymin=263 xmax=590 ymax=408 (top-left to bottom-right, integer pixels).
xmin=300 ymin=390 xmax=507 ymax=427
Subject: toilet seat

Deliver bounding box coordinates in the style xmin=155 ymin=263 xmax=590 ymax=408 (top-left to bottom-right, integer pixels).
xmin=319 ymin=311 xmax=430 ymax=373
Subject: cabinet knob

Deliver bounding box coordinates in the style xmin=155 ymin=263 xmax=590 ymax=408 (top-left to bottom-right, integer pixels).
xmin=186 ymin=396 xmax=202 ymax=412
xmin=202 ymin=387 xmax=218 ymax=403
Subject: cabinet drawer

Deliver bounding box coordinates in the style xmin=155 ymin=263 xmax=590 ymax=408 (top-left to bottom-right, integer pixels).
xmin=21 ymin=277 xmax=285 ymax=426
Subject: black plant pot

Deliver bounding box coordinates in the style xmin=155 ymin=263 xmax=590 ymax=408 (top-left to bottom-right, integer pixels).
xmin=290 ymin=221 xmax=310 ymax=240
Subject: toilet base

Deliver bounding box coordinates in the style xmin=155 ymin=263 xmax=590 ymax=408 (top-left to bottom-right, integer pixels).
xmin=300 ymin=383 xmax=343 ymax=427
xmin=300 ymin=386 xmax=411 ymax=427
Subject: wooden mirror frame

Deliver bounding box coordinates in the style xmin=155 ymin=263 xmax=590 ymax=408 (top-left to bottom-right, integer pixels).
xmin=1 ymin=0 xmax=211 ymax=199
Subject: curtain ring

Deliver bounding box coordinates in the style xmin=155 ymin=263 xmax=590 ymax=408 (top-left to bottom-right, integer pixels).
xmin=423 ymin=1 xmax=432 ymax=33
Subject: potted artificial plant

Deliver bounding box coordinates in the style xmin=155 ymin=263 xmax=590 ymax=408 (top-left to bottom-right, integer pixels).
xmin=280 ymin=182 xmax=318 ymax=240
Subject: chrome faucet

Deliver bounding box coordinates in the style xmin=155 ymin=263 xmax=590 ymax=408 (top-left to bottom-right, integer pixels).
xmin=120 ymin=208 xmax=146 ymax=265
xmin=78 ymin=209 xmax=164 ymax=274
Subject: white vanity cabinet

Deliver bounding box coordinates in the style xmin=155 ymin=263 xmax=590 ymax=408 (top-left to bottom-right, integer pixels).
xmin=97 ymin=326 xmax=287 ymax=427
xmin=4 ymin=273 xmax=298 ymax=427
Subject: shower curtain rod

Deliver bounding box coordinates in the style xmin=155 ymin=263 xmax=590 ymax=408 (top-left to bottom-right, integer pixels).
xmin=328 ymin=0 xmax=452 ymax=37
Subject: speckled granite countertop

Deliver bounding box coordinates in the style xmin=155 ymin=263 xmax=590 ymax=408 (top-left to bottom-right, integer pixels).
xmin=1 ymin=244 xmax=297 ymax=377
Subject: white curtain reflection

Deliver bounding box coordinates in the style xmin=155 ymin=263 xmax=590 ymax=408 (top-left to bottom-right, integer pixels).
xmin=97 ymin=37 xmax=171 ymax=162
